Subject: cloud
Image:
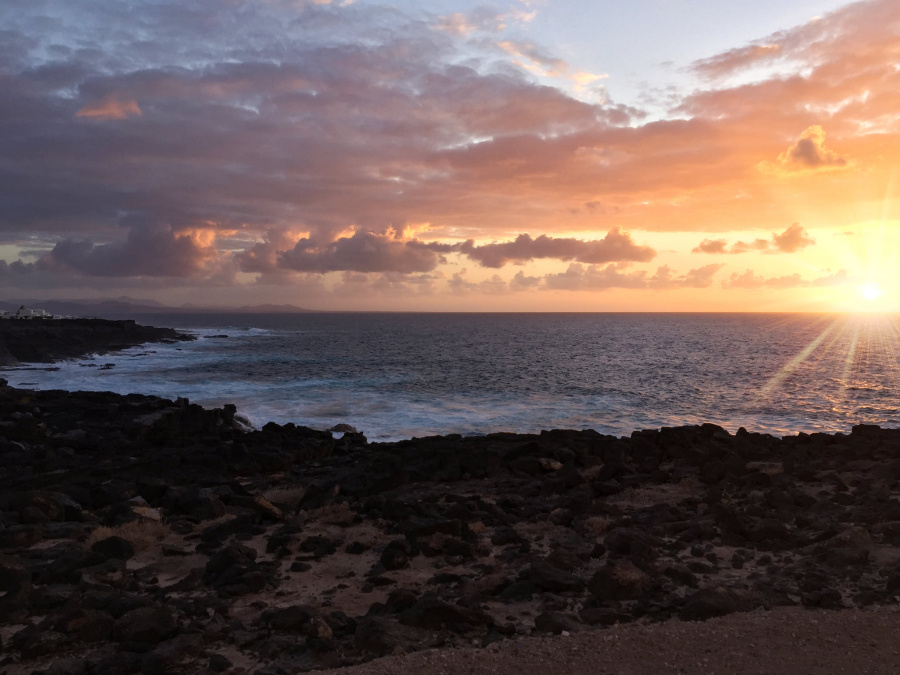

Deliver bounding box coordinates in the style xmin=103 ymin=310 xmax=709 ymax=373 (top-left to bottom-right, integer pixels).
xmin=76 ymin=94 xmax=142 ymax=120
xmin=237 ymin=228 xmax=655 ymax=275
xmin=0 ymin=258 xmax=39 ymax=279
xmin=723 ymin=268 xmax=848 ymax=289
xmin=692 ymin=44 xmax=782 ymax=80
xmin=448 ymin=271 xmax=509 ymax=294
xmin=44 ymin=224 xmax=218 ymax=277
xmin=458 ymin=228 xmax=655 ymax=268
xmin=498 ymin=40 xmax=569 ymax=77
xmin=277 ymin=231 xmax=442 ymax=274
xmin=0 ymin=0 xmax=897 ymax=303
xmin=765 ymin=126 xmax=849 ymax=173
xmin=771 ymin=223 xmax=815 ymax=252
xmin=544 ymin=262 xmax=723 ymax=291
xmin=510 ymin=270 xmax=541 ymax=290
xmin=692 ymin=238 xmax=728 ymax=254
xmin=693 ymin=224 xmax=814 ymax=254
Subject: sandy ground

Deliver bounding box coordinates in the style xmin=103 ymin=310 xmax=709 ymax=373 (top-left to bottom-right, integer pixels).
xmin=330 ymin=605 xmax=900 ymax=675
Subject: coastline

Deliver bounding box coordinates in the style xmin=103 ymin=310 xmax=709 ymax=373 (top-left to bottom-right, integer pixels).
xmin=2 ymin=379 xmax=900 ymax=673
xmin=0 ymin=319 xmax=194 ymax=367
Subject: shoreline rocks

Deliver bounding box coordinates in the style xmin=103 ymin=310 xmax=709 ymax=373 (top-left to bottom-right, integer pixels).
xmin=0 ymin=318 xmax=193 ymax=366
xmin=2 ymin=379 xmax=900 ymax=673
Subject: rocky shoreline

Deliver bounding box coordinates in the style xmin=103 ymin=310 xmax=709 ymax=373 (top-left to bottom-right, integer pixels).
xmin=2 ymin=378 xmax=900 ymax=674
xmin=0 ymin=320 xmax=193 ymax=367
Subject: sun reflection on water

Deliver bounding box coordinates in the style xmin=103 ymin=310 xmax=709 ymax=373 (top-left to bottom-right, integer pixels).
xmin=760 ymin=315 xmax=900 ymax=421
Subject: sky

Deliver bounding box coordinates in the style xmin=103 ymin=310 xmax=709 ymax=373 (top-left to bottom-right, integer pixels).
xmin=1 ymin=0 xmax=899 ymax=312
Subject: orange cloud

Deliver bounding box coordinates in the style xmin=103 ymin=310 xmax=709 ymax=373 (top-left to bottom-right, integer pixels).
xmin=76 ymin=94 xmax=142 ymax=120
xmin=761 ymin=126 xmax=849 ymax=174
xmin=693 ymin=224 xmax=815 ymax=254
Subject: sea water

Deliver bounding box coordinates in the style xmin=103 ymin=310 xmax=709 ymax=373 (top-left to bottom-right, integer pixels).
xmin=3 ymin=313 xmax=899 ymax=441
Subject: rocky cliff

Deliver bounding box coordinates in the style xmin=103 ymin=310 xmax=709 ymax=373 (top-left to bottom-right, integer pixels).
xmin=0 ymin=319 xmax=193 ymax=366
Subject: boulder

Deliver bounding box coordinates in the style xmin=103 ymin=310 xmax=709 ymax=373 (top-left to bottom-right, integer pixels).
xmin=112 ymin=606 xmax=177 ymax=648
xmin=0 ymin=554 xmax=32 ymax=621
xmin=588 ymin=559 xmax=651 ymax=601
xmin=529 ymin=559 xmax=586 ymax=593
xmin=399 ymin=594 xmax=492 ymax=633
xmin=91 ymin=535 xmax=135 ymax=561
xmin=679 ymin=588 xmax=738 ymax=621
xmin=354 ymin=616 xmax=440 ymax=657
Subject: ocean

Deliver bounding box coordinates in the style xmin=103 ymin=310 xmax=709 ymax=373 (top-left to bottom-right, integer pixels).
xmin=3 ymin=313 xmax=899 ymax=441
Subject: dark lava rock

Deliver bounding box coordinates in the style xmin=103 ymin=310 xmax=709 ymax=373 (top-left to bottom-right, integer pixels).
xmin=399 ymin=594 xmax=491 ymax=633
xmin=36 ymin=657 xmax=88 ymax=675
xmin=578 ymin=607 xmax=632 ymax=626
xmin=91 ymin=535 xmax=135 ymax=561
xmin=533 ymin=611 xmax=582 ymax=634
xmin=604 ymin=527 xmax=662 ymax=561
xmin=380 ymin=542 xmax=410 ymax=571
xmin=261 ymin=605 xmax=318 ymax=632
xmin=499 ymin=580 xmax=536 ymax=601
xmin=300 ymin=535 xmax=339 ymax=557
xmin=11 ymin=625 xmax=71 ymax=658
xmin=588 ymin=559 xmax=651 ymax=601
xmin=140 ymin=632 xmax=204 ymax=675
xmin=679 ymin=588 xmax=738 ymax=621
xmin=0 ymin=319 xmax=191 ymax=365
xmin=0 ymin=553 xmax=32 ymax=620
xmin=529 ymin=559 xmax=586 ymax=593
xmin=112 ymin=606 xmax=177 ymax=648
xmin=47 ymin=607 xmax=114 ymax=642
xmin=208 ymin=653 xmax=233 ymax=672
xmin=204 ymin=542 xmax=267 ymax=595
xmin=384 ymin=588 xmax=419 ymax=614
xmin=354 ymin=616 xmax=440 ymax=657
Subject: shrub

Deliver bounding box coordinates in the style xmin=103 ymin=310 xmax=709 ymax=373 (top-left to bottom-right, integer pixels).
xmin=86 ymin=520 xmax=171 ymax=552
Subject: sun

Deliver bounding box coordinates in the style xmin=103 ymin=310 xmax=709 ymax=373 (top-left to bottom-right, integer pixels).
xmin=859 ymin=282 xmax=883 ymax=301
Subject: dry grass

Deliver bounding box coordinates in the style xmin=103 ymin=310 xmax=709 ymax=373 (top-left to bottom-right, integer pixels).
xmin=198 ymin=513 xmax=236 ymax=528
xmin=608 ymin=480 xmax=700 ymax=510
xmin=304 ymin=501 xmax=356 ymax=525
xmin=263 ymin=485 xmax=307 ymax=509
xmin=677 ymin=474 xmax=702 ymax=490
xmin=583 ymin=516 xmax=612 ymax=537
xmin=86 ymin=520 xmax=171 ymax=552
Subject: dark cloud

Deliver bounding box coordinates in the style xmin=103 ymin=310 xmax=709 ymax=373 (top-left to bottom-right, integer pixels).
xmin=458 ymin=229 xmax=655 ymax=268
xmin=0 ymin=0 xmax=631 ymax=247
xmin=0 ymin=258 xmax=39 ymax=279
xmin=236 ymin=228 xmax=655 ymax=276
xmin=693 ymin=224 xmax=814 ymax=255
xmin=44 ymin=224 xmax=217 ymax=277
xmin=277 ymin=231 xmax=442 ymax=274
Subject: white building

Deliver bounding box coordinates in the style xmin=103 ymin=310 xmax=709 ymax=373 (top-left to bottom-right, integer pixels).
xmin=13 ymin=305 xmax=53 ymax=319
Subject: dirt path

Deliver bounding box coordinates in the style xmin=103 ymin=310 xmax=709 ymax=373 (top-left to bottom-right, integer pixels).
xmin=332 ymin=606 xmax=900 ymax=675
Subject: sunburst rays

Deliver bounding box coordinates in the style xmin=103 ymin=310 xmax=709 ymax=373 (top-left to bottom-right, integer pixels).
xmin=760 ymin=316 xmax=900 ymax=415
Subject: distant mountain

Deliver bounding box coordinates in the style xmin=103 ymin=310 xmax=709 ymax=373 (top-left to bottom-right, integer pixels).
xmin=0 ymin=298 xmax=316 ymax=317
xmin=230 ymin=303 xmax=317 ymax=313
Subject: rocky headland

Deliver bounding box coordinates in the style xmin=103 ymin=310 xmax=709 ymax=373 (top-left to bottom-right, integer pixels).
xmin=2 ymin=377 xmax=900 ymax=674
xmin=0 ymin=320 xmax=193 ymax=367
